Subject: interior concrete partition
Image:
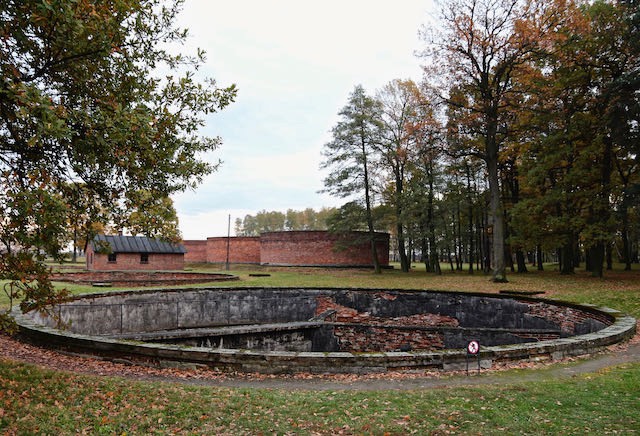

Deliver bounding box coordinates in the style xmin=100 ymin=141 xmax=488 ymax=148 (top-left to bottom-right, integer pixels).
xmin=13 ymin=287 xmax=637 ymax=374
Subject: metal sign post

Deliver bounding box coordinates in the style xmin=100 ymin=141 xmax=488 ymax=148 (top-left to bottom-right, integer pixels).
xmin=466 ymin=340 xmax=480 ymax=376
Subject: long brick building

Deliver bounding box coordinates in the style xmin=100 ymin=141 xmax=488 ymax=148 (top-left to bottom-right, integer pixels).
xmin=184 ymin=231 xmax=389 ymax=268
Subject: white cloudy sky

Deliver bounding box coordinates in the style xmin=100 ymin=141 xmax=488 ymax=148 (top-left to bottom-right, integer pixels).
xmin=172 ymin=0 xmax=435 ymax=239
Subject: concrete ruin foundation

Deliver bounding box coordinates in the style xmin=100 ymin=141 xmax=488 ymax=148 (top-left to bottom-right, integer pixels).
xmin=14 ymin=288 xmax=636 ymax=374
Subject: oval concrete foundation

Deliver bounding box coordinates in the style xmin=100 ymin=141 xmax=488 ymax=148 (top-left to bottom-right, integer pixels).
xmin=14 ymin=288 xmax=636 ymax=374
xmin=50 ymin=271 xmax=238 ymax=287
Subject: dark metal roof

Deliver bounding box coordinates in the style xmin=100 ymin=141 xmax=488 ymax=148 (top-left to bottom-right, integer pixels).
xmin=93 ymin=234 xmax=186 ymax=254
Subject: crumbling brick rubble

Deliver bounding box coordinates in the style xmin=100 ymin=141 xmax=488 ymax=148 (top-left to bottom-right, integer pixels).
xmin=315 ymin=296 xmax=459 ymax=352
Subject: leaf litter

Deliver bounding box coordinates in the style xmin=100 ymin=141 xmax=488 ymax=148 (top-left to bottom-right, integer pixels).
xmin=1 ymin=327 xmax=639 ymax=389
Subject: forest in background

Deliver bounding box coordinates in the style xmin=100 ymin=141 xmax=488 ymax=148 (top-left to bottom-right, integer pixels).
xmin=238 ymin=0 xmax=640 ymax=279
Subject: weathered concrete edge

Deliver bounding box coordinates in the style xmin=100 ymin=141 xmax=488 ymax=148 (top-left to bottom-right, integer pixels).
xmin=12 ymin=305 xmax=636 ymax=374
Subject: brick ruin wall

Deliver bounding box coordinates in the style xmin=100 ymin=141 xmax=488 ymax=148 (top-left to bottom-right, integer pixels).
xmin=182 ymin=231 xmax=390 ymax=268
xmin=260 ymin=231 xmax=390 ymax=267
xmin=183 ymin=240 xmax=207 ymax=263
xmin=313 ymin=295 xmax=614 ymax=353
xmin=206 ymin=237 xmax=261 ymax=264
xmin=315 ymin=296 xmax=458 ymax=352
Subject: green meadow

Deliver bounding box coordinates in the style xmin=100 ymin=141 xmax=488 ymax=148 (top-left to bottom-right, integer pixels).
xmin=1 ymin=263 xmax=639 ymax=434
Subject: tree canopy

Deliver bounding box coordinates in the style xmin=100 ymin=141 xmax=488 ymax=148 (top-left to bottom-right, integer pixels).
xmin=0 ymin=0 xmax=236 ymax=331
xmin=320 ymin=0 xmax=639 ymax=278
xmin=320 ymin=85 xmax=386 ymax=272
xmin=234 ymin=208 xmax=337 ymax=236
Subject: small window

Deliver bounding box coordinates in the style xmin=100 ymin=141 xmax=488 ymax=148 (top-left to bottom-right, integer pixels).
xmin=108 ymin=253 xmax=117 ymax=263
xmin=140 ymin=253 xmax=149 ymax=264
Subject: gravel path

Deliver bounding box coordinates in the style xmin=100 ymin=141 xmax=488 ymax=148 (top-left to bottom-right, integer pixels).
xmin=1 ymin=331 xmax=639 ymax=391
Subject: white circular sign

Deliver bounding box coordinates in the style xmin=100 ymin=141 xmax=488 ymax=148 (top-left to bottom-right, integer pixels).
xmin=467 ymin=340 xmax=480 ymax=355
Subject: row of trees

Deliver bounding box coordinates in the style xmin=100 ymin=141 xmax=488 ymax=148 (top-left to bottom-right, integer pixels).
xmin=234 ymin=208 xmax=336 ymax=236
xmin=321 ymin=0 xmax=639 ymax=280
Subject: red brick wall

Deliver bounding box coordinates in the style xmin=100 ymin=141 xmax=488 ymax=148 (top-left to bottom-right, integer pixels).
xmin=314 ymin=296 xmax=457 ymax=352
xmin=260 ymin=231 xmax=390 ymax=267
xmin=333 ymin=326 xmax=446 ymax=352
xmin=183 ymin=240 xmax=208 ymax=263
xmin=206 ymin=237 xmax=261 ymax=264
xmin=180 ymin=232 xmax=390 ymax=267
xmin=86 ymin=244 xmax=184 ymax=271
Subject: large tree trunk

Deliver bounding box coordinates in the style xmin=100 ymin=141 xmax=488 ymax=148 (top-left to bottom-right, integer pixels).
xmin=621 ymin=202 xmax=632 ymax=270
xmin=397 ymin=222 xmax=409 ymax=272
xmin=468 ymin=205 xmax=474 ymax=275
xmin=464 ymin=160 xmax=475 ymax=274
xmin=422 ymin=236 xmax=431 ymax=272
xmin=536 ymin=245 xmax=544 ymax=271
xmin=560 ymin=235 xmax=575 ymax=275
xmin=506 ymin=245 xmax=514 ymax=273
xmin=516 ymin=249 xmax=528 ymax=273
xmin=483 ymin=104 xmax=507 ymax=282
xmin=427 ymin=169 xmax=441 ymax=275
xmin=487 ymin=148 xmax=507 ymax=282
xmin=589 ymin=243 xmax=605 ymax=278
xmin=465 ymin=163 xmax=474 ymax=275
xmin=395 ymin=168 xmax=410 ymax=272
xmin=589 ymin=135 xmax=613 ymax=277
xmin=429 ymin=231 xmax=441 ymax=275
xmin=456 ymin=201 xmax=463 ymax=271
xmin=481 ymin=211 xmax=491 ymax=273
xmin=361 ymin=141 xmax=380 ymax=274
xmin=367 ymin=221 xmax=381 ymax=274
xmin=72 ymin=226 xmax=78 ymax=263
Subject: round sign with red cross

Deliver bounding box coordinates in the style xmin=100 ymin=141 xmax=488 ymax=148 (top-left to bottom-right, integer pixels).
xmin=467 ymin=340 xmax=480 ymax=355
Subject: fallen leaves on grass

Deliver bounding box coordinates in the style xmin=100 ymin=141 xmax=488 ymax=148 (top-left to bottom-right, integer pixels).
xmin=0 ymin=333 xmax=223 ymax=382
xmin=1 ymin=328 xmax=639 ymax=388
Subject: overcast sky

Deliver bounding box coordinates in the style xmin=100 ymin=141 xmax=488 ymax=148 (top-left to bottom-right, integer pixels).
xmin=172 ymin=0 xmax=435 ymax=239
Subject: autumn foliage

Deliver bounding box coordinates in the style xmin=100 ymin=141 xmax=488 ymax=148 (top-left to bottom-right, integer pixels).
xmin=0 ymin=0 xmax=235 ymax=329
xmin=321 ymin=0 xmax=639 ymax=280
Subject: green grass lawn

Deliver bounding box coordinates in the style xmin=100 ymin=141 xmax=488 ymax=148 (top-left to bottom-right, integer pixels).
xmin=1 ymin=263 xmax=639 ymax=434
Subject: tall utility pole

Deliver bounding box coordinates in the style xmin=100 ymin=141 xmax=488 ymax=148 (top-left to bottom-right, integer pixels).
xmin=225 ymin=214 xmax=231 ymax=270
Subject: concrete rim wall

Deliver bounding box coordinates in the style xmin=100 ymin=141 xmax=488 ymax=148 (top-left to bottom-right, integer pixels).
xmin=13 ymin=287 xmax=637 ymax=374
